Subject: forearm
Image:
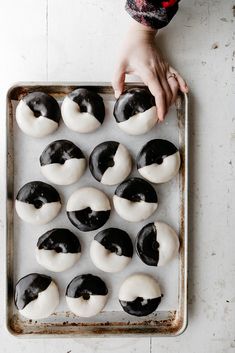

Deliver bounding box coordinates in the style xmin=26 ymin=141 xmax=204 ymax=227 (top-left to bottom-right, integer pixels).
xmin=125 ymin=0 xmax=180 ymax=30
xmin=127 ymin=17 xmax=157 ymax=39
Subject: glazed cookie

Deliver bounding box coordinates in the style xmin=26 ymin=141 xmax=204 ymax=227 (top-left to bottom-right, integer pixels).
xmin=113 ymin=177 xmax=158 ymax=222
xmin=90 ymin=228 xmax=133 ymax=273
xmin=66 ymin=274 xmax=108 ymax=317
xmin=66 ymin=187 xmax=111 ymax=232
xmin=14 ymin=273 xmax=59 ymax=320
xmin=16 ymin=92 xmax=61 ymax=138
xmin=113 ymin=88 xmax=157 ymax=135
xmin=40 ymin=139 xmax=86 ymax=185
xmin=36 ymin=228 xmax=81 ymax=272
xmin=119 ymin=274 xmax=161 ymax=317
xmin=15 ymin=181 xmax=61 ymax=225
xmin=61 ymin=88 xmax=105 ymax=133
xmin=137 ymin=139 xmax=181 ymax=183
xmin=89 ymin=141 xmax=132 ymax=185
xmin=136 ymin=222 xmax=179 ymax=266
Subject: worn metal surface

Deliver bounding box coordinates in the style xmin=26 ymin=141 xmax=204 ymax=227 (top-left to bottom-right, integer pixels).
xmin=6 ymin=83 xmax=188 ymax=337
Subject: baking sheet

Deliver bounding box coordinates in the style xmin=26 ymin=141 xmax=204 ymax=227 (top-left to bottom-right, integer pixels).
xmin=6 ymin=83 xmax=188 ymax=336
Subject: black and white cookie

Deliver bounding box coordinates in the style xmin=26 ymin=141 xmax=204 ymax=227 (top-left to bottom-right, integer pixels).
xmin=113 ymin=177 xmax=158 ymax=222
xmin=113 ymin=88 xmax=157 ymax=135
xmin=66 ymin=274 xmax=108 ymax=317
xmin=15 ymin=181 xmax=61 ymax=225
xmin=61 ymin=88 xmax=105 ymax=133
xmin=36 ymin=228 xmax=81 ymax=272
xmin=137 ymin=139 xmax=181 ymax=183
xmin=136 ymin=221 xmax=179 ymax=267
xmin=90 ymin=228 xmax=133 ymax=273
xmin=40 ymin=139 xmax=86 ymax=185
xmin=16 ymin=92 xmax=61 ymax=138
xmin=89 ymin=141 xmax=132 ymax=186
xmin=14 ymin=273 xmax=59 ymax=320
xmin=66 ymin=187 xmax=111 ymax=232
xmin=118 ymin=274 xmax=161 ymax=317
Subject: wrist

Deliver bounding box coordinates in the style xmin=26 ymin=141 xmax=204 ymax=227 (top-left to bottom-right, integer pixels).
xmin=128 ymin=18 xmax=157 ymax=37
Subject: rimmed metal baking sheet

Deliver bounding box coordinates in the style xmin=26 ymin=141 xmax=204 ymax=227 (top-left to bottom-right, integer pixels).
xmin=6 ymin=83 xmax=188 ymax=337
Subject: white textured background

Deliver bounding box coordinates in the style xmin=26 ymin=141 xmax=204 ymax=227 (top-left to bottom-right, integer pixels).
xmin=0 ymin=0 xmax=235 ymax=352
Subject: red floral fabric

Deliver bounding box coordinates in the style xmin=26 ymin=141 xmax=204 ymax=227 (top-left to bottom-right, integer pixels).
xmin=126 ymin=0 xmax=180 ymax=29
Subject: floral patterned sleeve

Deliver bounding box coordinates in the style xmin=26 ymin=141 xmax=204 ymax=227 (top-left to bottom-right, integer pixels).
xmin=125 ymin=0 xmax=180 ymax=29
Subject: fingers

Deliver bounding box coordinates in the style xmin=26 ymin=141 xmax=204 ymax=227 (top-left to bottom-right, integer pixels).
xmin=142 ymin=71 xmax=166 ymax=121
xmin=166 ymin=75 xmax=179 ymax=104
xmin=112 ymin=63 xmax=126 ymax=99
xmin=159 ymin=77 xmax=172 ymax=110
xmin=169 ymin=67 xmax=188 ymax=93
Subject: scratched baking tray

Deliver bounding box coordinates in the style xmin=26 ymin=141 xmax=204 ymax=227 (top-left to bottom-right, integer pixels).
xmin=6 ymin=83 xmax=188 ymax=337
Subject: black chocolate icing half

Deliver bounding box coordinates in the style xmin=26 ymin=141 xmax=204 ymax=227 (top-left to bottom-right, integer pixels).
xmin=40 ymin=139 xmax=85 ymax=166
xmin=16 ymin=181 xmax=61 ymax=208
xmin=113 ymin=88 xmax=155 ymax=123
xmin=119 ymin=296 xmax=161 ymax=317
xmin=68 ymin=88 xmax=105 ymax=124
xmin=67 ymin=208 xmax=111 ymax=232
xmin=115 ymin=177 xmax=158 ymax=203
xmin=14 ymin=273 xmax=52 ymax=310
xmin=94 ymin=228 xmax=133 ymax=258
xmin=137 ymin=139 xmax=178 ymax=169
xmin=23 ymin=92 xmax=61 ymax=123
xmin=66 ymin=274 xmax=108 ymax=299
xmin=89 ymin=141 xmax=119 ymax=182
xmin=136 ymin=223 xmax=159 ymax=266
xmin=37 ymin=228 xmax=81 ymax=254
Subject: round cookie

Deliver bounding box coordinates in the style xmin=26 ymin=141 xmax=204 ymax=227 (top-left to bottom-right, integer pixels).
xmin=16 ymin=92 xmax=61 ymax=138
xmin=118 ymin=274 xmax=161 ymax=317
xmin=137 ymin=139 xmax=181 ymax=183
xmin=136 ymin=221 xmax=179 ymax=267
xmin=66 ymin=274 xmax=108 ymax=317
xmin=113 ymin=177 xmax=158 ymax=222
xmin=66 ymin=187 xmax=111 ymax=232
xmin=36 ymin=228 xmax=81 ymax=272
xmin=61 ymin=88 xmax=105 ymax=133
xmin=89 ymin=141 xmax=132 ymax=185
xmin=90 ymin=228 xmax=133 ymax=273
xmin=14 ymin=273 xmax=59 ymax=320
xmin=40 ymin=139 xmax=86 ymax=185
xmin=113 ymin=88 xmax=157 ymax=135
xmin=15 ymin=181 xmax=61 ymax=225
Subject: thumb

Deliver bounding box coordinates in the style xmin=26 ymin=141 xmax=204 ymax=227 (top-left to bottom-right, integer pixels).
xmin=112 ymin=64 xmax=126 ymax=99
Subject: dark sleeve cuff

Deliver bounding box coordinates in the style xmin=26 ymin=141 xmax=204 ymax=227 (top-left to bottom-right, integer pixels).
xmin=125 ymin=0 xmax=180 ymax=30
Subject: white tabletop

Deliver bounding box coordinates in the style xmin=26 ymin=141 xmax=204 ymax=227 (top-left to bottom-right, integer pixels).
xmin=0 ymin=1 xmax=234 ymax=352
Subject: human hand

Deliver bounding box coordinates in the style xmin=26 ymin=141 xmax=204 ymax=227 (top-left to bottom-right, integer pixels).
xmin=112 ymin=19 xmax=188 ymax=121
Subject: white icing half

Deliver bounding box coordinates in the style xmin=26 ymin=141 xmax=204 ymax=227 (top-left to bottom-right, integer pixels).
xmin=16 ymin=100 xmax=58 ymax=138
xmin=61 ymin=96 xmax=101 ymax=133
xmin=117 ymin=106 xmax=157 ymax=135
xmin=101 ymin=143 xmax=132 ymax=186
xmin=19 ymin=281 xmax=59 ymax=320
xmin=154 ymin=221 xmax=179 ymax=266
xmin=36 ymin=248 xmax=81 ymax=272
xmin=90 ymin=240 xmax=131 ymax=273
xmin=66 ymin=294 xmax=108 ymax=317
xmin=138 ymin=152 xmax=181 ymax=184
xmin=119 ymin=274 xmax=161 ymax=302
xmin=113 ymin=195 xmax=157 ymax=222
xmin=67 ymin=187 xmax=110 ymax=212
xmin=15 ymin=200 xmax=61 ymax=225
xmin=41 ymin=158 xmax=86 ymax=186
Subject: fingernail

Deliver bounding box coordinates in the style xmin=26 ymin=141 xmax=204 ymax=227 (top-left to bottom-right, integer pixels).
xmin=114 ymin=90 xmax=121 ymax=99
